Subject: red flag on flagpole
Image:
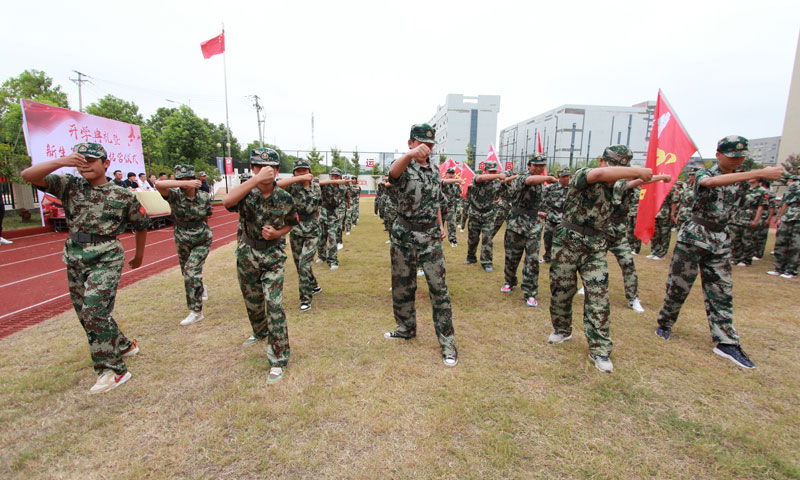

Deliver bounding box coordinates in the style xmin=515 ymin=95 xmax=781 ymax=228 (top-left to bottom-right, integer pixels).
xmin=458 ymin=162 xmax=475 ymax=198
xmin=438 ymin=157 xmax=458 ymax=178
xmin=537 ymin=132 xmax=543 ymax=153
xmin=635 ymin=90 xmax=698 ymax=244
xmin=201 ymin=30 xmax=225 ymax=59
xmin=485 ymin=144 xmax=501 ymax=171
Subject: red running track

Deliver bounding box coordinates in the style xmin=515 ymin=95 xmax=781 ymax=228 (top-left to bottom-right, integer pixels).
xmin=0 ymin=204 xmax=239 ymax=338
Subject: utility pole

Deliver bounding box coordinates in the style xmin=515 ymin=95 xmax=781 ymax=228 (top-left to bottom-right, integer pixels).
xmin=311 ymin=112 xmax=316 ymax=150
xmin=70 ymin=70 xmax=91 ymax=112
xmin=247 ymin=95 xmax=265 ymax=147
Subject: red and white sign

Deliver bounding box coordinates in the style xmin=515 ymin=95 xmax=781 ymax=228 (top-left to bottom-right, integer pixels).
xmin=225 ymin=157 xmax=233 ymax=175
xmin=365 ymin=158 xmax=375 ymax=168
xmin=504 ymin=161 xmax=513 ymax=171
xmin=20 ymin=99 xmax=146 ymax=226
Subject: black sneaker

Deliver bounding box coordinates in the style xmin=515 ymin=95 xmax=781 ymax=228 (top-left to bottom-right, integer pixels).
xmin=713 ymin=344 xmax=755 ymax=369
xmin=312 ymin=286 xmax=322 ymax=295
xmin=655 ymin=326 xmax=671 ymax=340
xmin=383 ymin=330 xmax=416 ymax=339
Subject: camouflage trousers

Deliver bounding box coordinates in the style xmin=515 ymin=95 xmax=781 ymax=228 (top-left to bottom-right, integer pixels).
xmin=344 ymin=207 xmax=353 ymax=233
xmin=549 ymin=229 xmax=613 ymax=357
xmin=66 ymin=249 xmax=133 ymax=375
xmin=773 ymin=220 xmax=800 ymax=276
xmin=336 ymin=206 xmax=346 ymax=244
xmin=504 ymin=226 xmax=542 ymax=298
xmin=445 ymin=202 xmax=458 ymax=244
xmin=542 ymin=218 xmax=560 ymax=262
xmin=175 ymin=226 xmax=212 ymax=312
xmin=236 ymin=244 xmax=290 ymax=367
xmin=627 ymin=216 xmax=641 ymax=254
xmin=353 ymin=200 xmax=360 ymax=224
xmin=729 ymin=224 xmax=757 ymax=266
xmin=755 ymin=225 xmax=769 ymax=259
xmin=467 ymin=214 xmax=496 ymax=267
xmin=607 ymin=234 xmax=638 ymax=302
xmin=390 ymin=235 xmax=456 ymax=356
xmin=650 ymin=217 xmax=672 ymax=257
xmin=491 ymin=205 xmax=511 ymax=239
xmin=656 ymin=241 xmax=739 ymax=345
xmin=375 ymin=196 xmax=383 ymax=217
xmin=290 ymin=233 xmax=319 ymax=305
xmin=317 ymin=208 xmax=339 ymax=266
xmin=384 ymin=208 xmax=397 ymax=234
xmin=459 ymin=202 xmax=468 ymax=230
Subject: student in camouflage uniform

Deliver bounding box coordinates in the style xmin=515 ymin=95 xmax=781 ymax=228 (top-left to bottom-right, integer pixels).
xmin=335 ymin=175 xmax=350 ymax=247
xmin=278 ymin=159 xmax=323 ymax=311
xmin=375 ymin=179 xmax=385 ymax=217
xmin=729 ymin=178 xmax=769 ymax=266
xmin=769 ymin=176 xmax=800 ymax=278
xmin=223 ymin=148 xmax=298 ymax=383
xmin=655 ymin=136 xmax=784 ymax=369
xmin=541 ymin=169 xmax=570 ymax=263
xmin=382 ymin=177 xmax=398 ymax=241
xmin=318 ymin=168 xmax=347 ymax=269
xmin=466 ymin=161 xmax=504 ymax=272
xmin=673 ymin=170 xmax=696 ymax=231
xmin=442 ymin=167 xmax=464 ymax=246
xmin=627 ymin=185 xmax=642 ymax=254
xmin=648 ymin=183 xmax=677 ymax=259
xmin=548 ymin=145 xmax=653 ymax=373
xmin=349 ymin=177 xmax=361 ymax=228
xmin=22 ymin=143 xmax=149 ymax=394
xmin=754 ymin=180 xmax=775 ymax=260
xmin=491 ymin=175 xmax=517 ymax=239
xmin=384 ymin=124 xmax=458 ymax=367
xmin=459 ymin=187 xmax=470 ymax=231
xmin=500 ymin=154 xmax=556 ymax=307
xmin=155 ymin=164 xmax=214 ymax=326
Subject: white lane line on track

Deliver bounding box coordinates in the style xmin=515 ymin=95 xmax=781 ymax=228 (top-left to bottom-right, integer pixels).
xmin=0 ymin=231 xmax=238 ymax=322
xmin=0 ymin=210 xmax=237 ymax=253
xmin=0 ymin=220 xmax=239 ymax=286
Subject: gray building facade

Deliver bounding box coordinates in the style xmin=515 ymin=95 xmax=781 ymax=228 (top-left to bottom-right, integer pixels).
xmin=748 ymin=136 xmax=781 ymax=165
xmin=428 ymin=94 xmax=500 ymax=167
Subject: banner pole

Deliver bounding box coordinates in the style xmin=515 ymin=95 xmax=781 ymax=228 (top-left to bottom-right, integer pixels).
xmin=222 ymin=23 xmax=232 ymax=159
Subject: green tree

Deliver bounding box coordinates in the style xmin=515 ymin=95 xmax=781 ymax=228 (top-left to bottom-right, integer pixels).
xmin=307 ymin=148 xmax=325 ymax=175
xmin=0 ymin=70 xmax=70 ymax=154
xmin=84 ymin=95 xmax=144 ymax=125
xmin=351 ymin=148 xmax=361 ymax=176
xmin=781 ymin=153 xmax=800 ymax=176
xmin=0 ymin=143 xmax=31 ymax=183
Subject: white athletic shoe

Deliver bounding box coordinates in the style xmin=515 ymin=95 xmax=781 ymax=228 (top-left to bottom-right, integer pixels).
xmin=0 ymin=237 xmax=13 ymax=245
xmin=330 ymin=265 xmax=339 ymax=271
xmin=337 ymin=243 xmax=344 ymax=250
xmin=346 ymin=232 xmax=350 ymax=236
xmin=752 ymin=257 xmax=760 ymax=261
xmin=767 ymin=271 xmax=781 ymax=276
xmin=589 ymin=353 xmax=614 ymax=373
xmin=736 ymin=262 xmax=747 ymax=267
xmin=315 ymin=258 xmax=323 ymax=263
xmin=202 ymin=285 xmax=208 ymax=302
xmin=460 ymin=228 xmax=464 ymax=232
xmin=548 ymin=332 xmax=572 ymax=344
xmin=578 ymin=287 xmax=585 ymax=296
xmin=651 ymin=256 xmax=664 ymax=261
xmin=780 ymin=273 xmax=795 ymax=279
xmin=89 ymin=369 xmax=131 ymax=394
xmin=645 ymin=254 xmax=655 ymax=259
xmin=417 ymin=269 xmax=424 ymax=277
xmin=629 ymin=298 xmax=644 ymax=313
xmin=180 ymin=311 xmax=204 ymax=326
xmin=385 ymin=240 xmax=391 ymax=244
xmin=299 ymin=304 xmax=311 ymax=312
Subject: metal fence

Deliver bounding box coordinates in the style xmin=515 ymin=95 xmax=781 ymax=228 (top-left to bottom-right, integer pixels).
xmin=0 ymin=180 xmax=13 ymax=207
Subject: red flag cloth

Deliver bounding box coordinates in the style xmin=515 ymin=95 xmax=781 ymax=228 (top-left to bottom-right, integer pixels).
xmin=537 ymin=132 xmax=543 ymax=153
xmin=635 ymin=90 xmax=697 ymax=244
xmin=458 ymin=162 xmax=475 ymax=198
xmin=438 ymin=157 xmax=458 ymax=178
xmin=486 ymin=144 xmax=501 ymax=171
xmin=201 ymin=31 xmax=225 ymax=59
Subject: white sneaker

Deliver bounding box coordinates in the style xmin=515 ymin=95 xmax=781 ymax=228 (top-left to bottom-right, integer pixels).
xmin=645 ymin=254 xmax=654 ymax=259
xmin=300 ymin=304 xmax=311 ymax=312
xmin=202 ymin=285 xmax=208 ymax=302
xmin=752 ymin=257 xmax=760 ymax=261
xmin=767 ymin=271 xmax=781 ymax=276
xmin=780 ymin=273 xmax=795 ymax=279
xmin=315 ymin=258 xmax=323 ymax=263
xmin=629 ymin=298 xmax=644 ymax=313
xmin=631 ymin=252 xmax=638 ymax=256
xmin=267 ymin=366 xmax=284 ymax=383
xmin=736 ymin=262 xmax=747 ymax=267
xmin=548 ymin=332 xmax=572 ymax=344
xmin=346 ymin=231 xmax=350 ymax=236
xmin=460 ymin=228 xmax=464 ymax=232
xmin=89 ymin=369 xmax=131 ymax=394
xmin=578 ymin=287 xmax=585 ymax=296
xmin=450 ymin=242 xmax=457 ymax=248
xmin=385 ymin=239 xmax=391 ymax=244
xmin=652 ymin=256 xmax=664 ymax=261
xmin=337 ymin=243 xmax=344 ymax=250
xmin=180 ymin=311 xmax=204 ymax=326
xmin=330 ymin=265 xmax=339 ymax=271
xmin=417 ymin=269 xmax=424 ymax=277
xmin=0 ymin=237 xmax=12 ymax=245
xmin=589 ymin=353 xmax=614 ymax=373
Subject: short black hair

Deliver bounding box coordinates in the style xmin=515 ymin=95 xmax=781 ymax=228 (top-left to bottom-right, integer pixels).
xmin=158 ymin=172 xmax=166 ymax=177
xmin=114 ymin=170 xmax=122 ymax=175
xmin=127 ymin=172 xmax=136 ymax=178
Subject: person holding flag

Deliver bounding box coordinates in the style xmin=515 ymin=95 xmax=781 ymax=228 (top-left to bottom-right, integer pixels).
xmin=441 ymin=167 xmax=465 ymax=247
xmin=465 ymin=161 xmax=504 ymax=272
xmin=654 ymin=136 xmax=783 ymax=369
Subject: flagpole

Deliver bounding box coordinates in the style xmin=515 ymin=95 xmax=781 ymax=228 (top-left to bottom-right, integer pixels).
xmin=222 ymin=23 xmax=232 ymax=159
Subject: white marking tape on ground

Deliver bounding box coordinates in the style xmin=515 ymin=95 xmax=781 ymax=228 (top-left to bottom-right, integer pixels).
xmin=0 ymin=293 xmax=71 ymax=322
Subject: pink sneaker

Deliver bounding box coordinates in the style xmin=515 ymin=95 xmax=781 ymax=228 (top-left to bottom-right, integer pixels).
xmin=526 ymin=297 xmax=538 ymax=307
xmin=500 ymin=284 xmax=512 ymax=293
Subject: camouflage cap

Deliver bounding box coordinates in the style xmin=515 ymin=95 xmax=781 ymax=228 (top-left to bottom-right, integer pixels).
xmin=329 ymin=167 xmax=343 ymax=177
xmin=409 ymin=123 xmax=436 ymax=144
xmin=603 ymin=145 xmax=633 ymax=166
xmin=174 ymin=164 xmax=196 ymax=179
xmin=528 ymin=153 xmax=547 ymax=165
xmin=446 ymin=167 xmax=456 ymax=174
xmin=239 ymin=172 xmax=253 ymax=181
xmin=293 ymin=159 xmax=311 ymax=171
xmin=484 ymin=160 xmax=498 ymax=172
xmin=717 ymin=135 xmax=749 ymax=158
xmin=198 ymin=171 xmax=207 ymax=177
xmin=72 ymin=142 xmax=107 ymax=159
xmin=250 ymin=148 xmax=280 ymax=166
xmin=558 ymin=168 xmax=571 ymax=177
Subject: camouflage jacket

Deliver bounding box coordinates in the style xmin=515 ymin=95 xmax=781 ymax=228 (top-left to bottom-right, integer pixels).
xmin=320 ymin=183 xmax=342 ymax=210
xmin=678 ymin=165 xmax=738 ymax=254
xmin=389 ymin=160 xmax=442 ymax=243
xmin=349 ymin=185 xmax=361 ymax=203
xmin=286 ymin=181 xmax=321 ymax=237
xmin=561 ymin=168 xmax=614 ymax=252
xmin=165 ymin=188 xmax=213 ymax=244
xmin=655 ymin=186 xmax=676 ymax=220
xmin=606 ymin=179 xmax=633 ymax=240
xmin=543 ymin=182 xmax=567 ymax=223
xmin=628 ymin=186 xmax=641 ymax=218
xmin=468 ymin=177 xmax=501 ymax=221
xmin=676 ymin=184 xmax=695 ymax=222
xmin=337 ymin=185 xmax=350 ymax=213
xmin=40 ymin=174 xmax=149 ymax=267
xmin=506 ymin=174 xmax=543 ymax=237
xmin=781 ymin=182 xmax=800 ymax=222
xmin=442 ymin=181 xmax=462 ymax=207
xmin=732 ymin=185 xmax=769 ymax=226
xmin=226 ymin=183 xmax=297 ymax=256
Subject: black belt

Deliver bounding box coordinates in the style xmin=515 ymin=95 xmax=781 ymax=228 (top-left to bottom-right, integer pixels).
xmin=471 ymin=205 xmax=493 ymax=214
xmin=691 ymin=216 xmax=725 ymax=233
xmin=397 ymin=217 xmax=437 ymax=232
xmin=242 ymin=234 xmax=281 ymax=250
xmin=609 ymin=213 xmax=626 ymax=223
xmin=561 ymin=220 xmax=603 ymax=237
xmin=173 ymin=218 xmax=205 ymax=229
xmin=512 ymin=205 xmax=540 ymax=216
xmin=298 ymin=212 xmax=317 ymax=222
xmin=69 ymin=232 xmax=117 ymax=244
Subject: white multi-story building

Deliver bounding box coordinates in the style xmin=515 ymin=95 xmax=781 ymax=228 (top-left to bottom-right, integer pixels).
xmin=749 ymin=136 xmax=781 ymax=165
xmin=498 ymin=101 xmax=656 ymax=170
xmin=778 ymin=32 xmax=800 ymax=165
xmin=428 ymin=94 xmax=500 ymax=166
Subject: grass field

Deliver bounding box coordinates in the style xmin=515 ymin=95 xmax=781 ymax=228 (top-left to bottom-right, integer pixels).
xmin=1 ymin=209 xmax=42 ymax=231
xmin=2 ymin=198 xmax=799 ymax=479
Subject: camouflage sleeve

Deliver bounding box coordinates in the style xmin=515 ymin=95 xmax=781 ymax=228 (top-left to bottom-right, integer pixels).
xmin=206 ymin=194 xmax=213 ymax=218
xmin=572 ymin=168 xmax=590 ymax=190
xmin=284 ymin=195 xmax=298 ymax=227
xmin=166 ymin=188 xmax=178 ymax=203
xmin=127 ymin=195 xmax=150 ymax=231
xmin=40 ymin=174 xmax=71 ymax=199
xmin=693 ymin=168 xmax=710 ymax=195
xmin=758 ymin=191 xmax=769 ymax=207
xmin=388 ymin=169 xmax=407 ymax=188
xmin=612 ymin=179 xmax=628 ymax=206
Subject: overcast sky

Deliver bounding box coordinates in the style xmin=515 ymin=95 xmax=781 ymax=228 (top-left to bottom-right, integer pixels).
xmin=3 ymin=0 xmax=799 ymax=159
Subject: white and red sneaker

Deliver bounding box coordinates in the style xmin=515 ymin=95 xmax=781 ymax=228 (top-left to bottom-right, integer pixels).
xmin=526 ymin=297 xmax=538 ymax=307
xmin=121 ymin=338 xmax=139 ymax=358
xmin=89 ymin=369 xmax=131 ymax=394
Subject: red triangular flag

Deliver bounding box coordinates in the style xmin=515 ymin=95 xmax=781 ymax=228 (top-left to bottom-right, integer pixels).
xmin=439 ymin=157 xmax=458 ymax=178
xmin=635 ymin=90 xmax=697 ymax=244
xmin=537 ymin=132 xmax=543 ymax=154
xmin=458 ymin=162 xmax=475 ymax=198
xmin=201 ymin=31 xmax=225 ymax=59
